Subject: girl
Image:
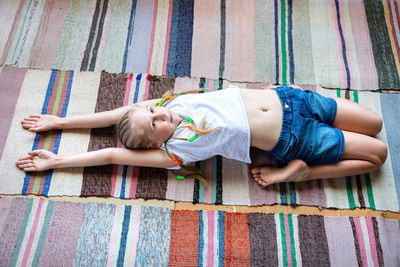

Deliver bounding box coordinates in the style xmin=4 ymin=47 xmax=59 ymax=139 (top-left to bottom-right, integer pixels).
xmin=16 ymin=85 xmax=387 ymax=187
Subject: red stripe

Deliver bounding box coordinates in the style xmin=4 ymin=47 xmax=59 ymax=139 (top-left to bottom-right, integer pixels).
xmin=162 ymin=0 xmax=173 ymax=75
xmin=394 ymin=0 xmax=400 ymax=22
xmin=387 ymin=0 xmax=400 ymax=62
xmin=46 ymin=71 xmax=61 ymax=115
xmin=224 ymin=213 xmax=250 ymax=266
xmin=168 ymin=210 xmax=199 ymax=265
xmin=146 ymin=0 xmax=158 ymax=73
xmin=129 ymin=167 xmax=139 ymax=198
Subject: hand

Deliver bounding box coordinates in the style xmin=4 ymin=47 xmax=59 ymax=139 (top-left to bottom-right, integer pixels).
xmin=16 ymin=150 xmax=59 ymax=172
xmin=21 ymin=114 xmax=60 ymax=132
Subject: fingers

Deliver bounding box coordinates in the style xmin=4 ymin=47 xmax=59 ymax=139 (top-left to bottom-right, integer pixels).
xmin=28 ymin=150 xmax=42 ymax=156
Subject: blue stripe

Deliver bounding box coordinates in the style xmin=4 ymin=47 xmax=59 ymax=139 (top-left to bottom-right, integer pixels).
xmin=334 ymin=0 xmax=351 ymax=89
xmin=289 ymin=182 xmax=297 ymax=206
xmin=122 ymin=0 xmax=137 ymax=73
xmin=42 ymin=71 xmax=74 ymax=196
xmin=380 ymin=93 xmax=400 ymax=208
xmin=198 ymin=210 xmax=204 ymax=266
xmin=274 ymin=0 xmax=279 ymax=84
xmin=166 ymin=0 xmax=194 ymax=77
xmin=133 ymin=73 xmax=142 ymax=103
xmin=288 ymin=0 xmax=294 ymax=84
xmin=279 ymin=183 xmax=288 ymax=205
xmin=117 ymin=206 xmax=132 ymax=267
xmin=22 ymin=70 xmax=58 ymax=195
xmin=120 ymin=165 xmax=129 ymax=199
xmin=218 ymin=211 xmax=225 ymax=265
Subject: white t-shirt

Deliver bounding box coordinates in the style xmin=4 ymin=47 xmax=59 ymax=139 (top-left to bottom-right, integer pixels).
xmin=161 ymin=87 xmax=251 ymax=169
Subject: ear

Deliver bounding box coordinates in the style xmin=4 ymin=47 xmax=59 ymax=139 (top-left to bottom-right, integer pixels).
xmin=147 ymin=143 xmax=162 ymax=149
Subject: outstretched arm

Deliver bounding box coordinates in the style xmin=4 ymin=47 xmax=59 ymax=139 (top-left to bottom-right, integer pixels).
xmin=16 ymin=147 xmax=176 ymax=172
xmin=21 ymin=98 xmax=160 ymax=132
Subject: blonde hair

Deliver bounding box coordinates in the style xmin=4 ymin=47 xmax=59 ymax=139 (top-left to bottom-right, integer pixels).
xmin=117 ymin=106 xmax=150 ymax=149
xmin=117 ymin=88 xmax=217 ymax=187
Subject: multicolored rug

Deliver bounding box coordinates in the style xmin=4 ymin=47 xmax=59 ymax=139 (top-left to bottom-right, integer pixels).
xmin=0 ymin=67 xmax=399 ymax=212
xmin=0 ymin=0 xmax=399 ymax=90
xmin=0 ymin=197 xmax=399 ymax=266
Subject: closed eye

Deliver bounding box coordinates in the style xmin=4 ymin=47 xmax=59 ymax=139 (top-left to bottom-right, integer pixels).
xmin=150 ymin=107 xmax=154 ymax=113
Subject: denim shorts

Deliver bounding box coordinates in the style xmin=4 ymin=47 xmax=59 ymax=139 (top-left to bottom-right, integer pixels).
xmin=268 ymin=86 xmax=345 ymax=166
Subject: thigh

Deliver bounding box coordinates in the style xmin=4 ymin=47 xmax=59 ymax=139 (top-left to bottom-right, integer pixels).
xmin=332 ymin=97 xmax=382 ymax=136
xmin=341 ymin=130 xmax=387 ymax=165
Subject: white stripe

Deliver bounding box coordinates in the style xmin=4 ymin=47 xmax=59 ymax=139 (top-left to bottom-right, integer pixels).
xmin=202 ymin=211 xmax=208 ymax=267
xmin=358 ymin=91 xmax=398 ymax=211
xmin=274 ymin=214 xmax=284 ymax=267
xmin=27 ymin=199 xmax=49 ymax=266
xmin=291 ymin=215 xmax=302 ymax=267
xmin=359 ymin=217 xmax=374 ymax=267
xmin=124 ymin=206 xmax=137 ymax=266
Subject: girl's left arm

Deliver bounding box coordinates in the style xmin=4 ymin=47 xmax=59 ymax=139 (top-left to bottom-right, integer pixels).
xmin=16 ymin=147 xmax=176 ymax=172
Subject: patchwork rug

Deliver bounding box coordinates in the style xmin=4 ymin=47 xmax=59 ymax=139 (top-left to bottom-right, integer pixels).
xmin=0 ymin=67 xmax=399 ymax=212
xmin=0 ymin=197 xmax=399 ymax=266
xmin=0 ymin=0 xmax=399 ymax=90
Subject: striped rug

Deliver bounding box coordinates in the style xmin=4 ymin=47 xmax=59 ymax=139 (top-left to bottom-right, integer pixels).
xmin=0 ymin=0 xmax=399 ymax=90
xmin=0 ymin=197 xmax=399 ymax=266
xmin=0 ymin=67 xmax=399 ymax=212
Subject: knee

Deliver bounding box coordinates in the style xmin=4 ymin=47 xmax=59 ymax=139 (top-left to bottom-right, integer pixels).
xmin=369 ymin=114 xmax=383 ymax=136
xmin=372 ymin=140 xmax=387 ymax=167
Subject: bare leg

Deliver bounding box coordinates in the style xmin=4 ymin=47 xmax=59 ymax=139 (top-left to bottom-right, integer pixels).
xmin=251 ymin=95 xmax=387 ymax=186
xmin=251 ymin=131 xmax=387 ymax=186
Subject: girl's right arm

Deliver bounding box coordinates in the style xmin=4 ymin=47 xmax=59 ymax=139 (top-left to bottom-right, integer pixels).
xmin=16 ymin=147 xmax=176 ymax=172
xmin=21 ymin=98 xmax=161 ymax=132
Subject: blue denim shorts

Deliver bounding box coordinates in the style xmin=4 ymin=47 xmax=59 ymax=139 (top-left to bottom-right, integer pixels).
xmin=268 ymin=86 xmax=345 ymax=166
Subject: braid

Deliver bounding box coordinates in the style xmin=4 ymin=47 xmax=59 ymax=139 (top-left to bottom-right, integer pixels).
xmin=116 ymin=107 xmax=149 ymax=149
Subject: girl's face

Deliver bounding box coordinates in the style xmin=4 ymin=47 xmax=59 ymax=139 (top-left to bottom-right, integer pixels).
xmin=131 ymin=105 xmax=181 ymax=148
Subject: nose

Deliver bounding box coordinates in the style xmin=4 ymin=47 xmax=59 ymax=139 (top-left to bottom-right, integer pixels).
xmin=153 ymin=113 xmax=167 ymax=121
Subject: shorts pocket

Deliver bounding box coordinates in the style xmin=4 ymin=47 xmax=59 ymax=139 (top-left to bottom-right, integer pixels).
xmin=280 ymin=131 xmax=299 ymax=160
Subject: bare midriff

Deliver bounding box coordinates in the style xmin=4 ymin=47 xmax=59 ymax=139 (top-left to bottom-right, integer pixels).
xmin=240 ymin=88 xmax=283 ymax=151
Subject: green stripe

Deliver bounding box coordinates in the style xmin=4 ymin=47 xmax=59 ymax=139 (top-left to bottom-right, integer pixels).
xmin=211 ymin=157 xmax=217 ymax=203
xmin=10 ymin=199 xmax=34 ymax=266
xmin=336 ymin=88 xmax=341 ymax=97
xmin=198 ymin=161 xmax=206 ymax=203
xmin=32 ymin=201 xmax=54 ymax=266
xmin=204 ymin=79 xmax=210 ymax=92
xmin=364 ymin=173 xmax=376 ymax=210
xmin=288 ymin=214 xmax=297 ymax=267
xmin=346 ymin=176 xmax=356 ymax=209
xmin=52 ymin=71 xmax=66 ymax=115
xmin=280 ymin=0 xmax=287 ymax=85
xmin=353 ymin=90 xmax=359 ymax=103
xmin=279 ymin=213 xmax=288 ymax=266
